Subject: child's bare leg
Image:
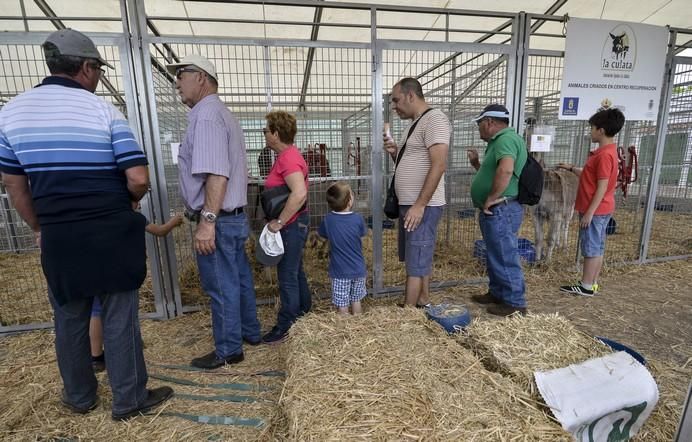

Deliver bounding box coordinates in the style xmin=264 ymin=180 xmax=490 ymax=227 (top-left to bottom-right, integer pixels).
xmin=337 ymin=306 xmax=349 ymax=315
xmin=351 ymin=301 xmax=362 ymax=315
xmin=582 ymin=256 xmax=603 ymax=286
xmin=89 ymin=316 xmax=104 ymax=357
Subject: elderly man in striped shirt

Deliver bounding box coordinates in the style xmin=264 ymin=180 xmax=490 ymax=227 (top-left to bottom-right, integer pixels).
xmin=0 ymin=29 xmax=172 ymax=420
xmin=167 ymin=55 xmax=261 ymax=369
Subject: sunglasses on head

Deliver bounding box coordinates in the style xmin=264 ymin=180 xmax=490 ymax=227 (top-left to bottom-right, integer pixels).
xmin=175 ymin=67 xmax=202 ymax=79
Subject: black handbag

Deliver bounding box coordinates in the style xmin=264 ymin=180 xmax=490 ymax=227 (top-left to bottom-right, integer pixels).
xmin=383 ymin=178 xmax=400 ymax=219
xmin=260 ymin=184 xmax=291 ymax=220
xmin=383 ymin=108 xmax=434 ymax=219
xmin=260 ymin=184 xmax=307 ymax=220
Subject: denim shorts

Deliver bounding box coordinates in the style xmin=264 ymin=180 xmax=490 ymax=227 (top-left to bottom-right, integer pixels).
xmin=331 ymin=277 xmax=367 ymax=308
xmin=398 ymin=205 xmax=444 ymax=277
xmin=579 ymin=214 xmax=612 ymax=258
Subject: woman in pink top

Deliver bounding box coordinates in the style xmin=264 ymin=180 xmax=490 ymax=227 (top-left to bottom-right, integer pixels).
xmin=261 ymin=110 xmax=311 ymax=344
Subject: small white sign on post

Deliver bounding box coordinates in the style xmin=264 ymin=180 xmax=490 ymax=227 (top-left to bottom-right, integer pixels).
xmin=530 ymin=125 xmax=555 ymax=152
xmin=170 ymin=142 xmax=180 ymax=165
xmin=530 ymin=134 xmax=552 ymax=152
xmin=559 ymin=17 xmax=668 ymax=121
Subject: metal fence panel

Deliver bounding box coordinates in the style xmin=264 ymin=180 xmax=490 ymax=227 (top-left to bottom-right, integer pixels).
xmin=2 ymin=15 xmax=689 ymax=330
xmin=646 ymin=57 xmax=692 ymax=259
xmin=380 ymin=48 xmax=509 ymax=289
xmin=146 ymin=41 xmax=372 ymax=307
xmin=524 ymin=53 xmax=660 ymax=265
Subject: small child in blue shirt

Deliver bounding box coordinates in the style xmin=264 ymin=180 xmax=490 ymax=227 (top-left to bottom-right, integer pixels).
xmin=318 ymin=181 xmax=367 ymax=314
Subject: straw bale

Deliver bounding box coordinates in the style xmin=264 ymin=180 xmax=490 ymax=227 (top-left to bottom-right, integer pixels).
xmin=463 ymin=313 xmax=612 ymax=397
xmin=282 ymin=307 xmax=569 ymax=441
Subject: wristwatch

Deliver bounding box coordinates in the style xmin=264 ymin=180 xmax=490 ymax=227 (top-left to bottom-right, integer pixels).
xmin=200 ymin=209 xmax=217 ymax=223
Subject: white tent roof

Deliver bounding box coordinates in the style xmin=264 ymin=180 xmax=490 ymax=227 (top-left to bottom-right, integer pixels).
xmin=1 ymin=1 xmax=690 ymax=117
xmin=1 ymin=0 xmax=690 ymax=52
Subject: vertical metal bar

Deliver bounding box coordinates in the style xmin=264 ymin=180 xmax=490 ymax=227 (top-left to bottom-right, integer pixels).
xmin=513 ymin=12 xmax=530 ymax=131
xmin=19 ymin=0 xmax=29 ymax=32
xmin=639 ymin=29 xmax=677 ymax=263
xmin=124 ymin=0 xmax=181 ymax=318
xmin=370 ymin=7 xmax=384 ymax=295
xmin=445 ymin=55 xmax=457 ymax=245
xmin=115 ymin=22 xmax=169 ymax=319
xmin=0 ymin=184 xmax=20 ymax=252
xmin=445 ymin=13 xmax=449 ymax=43
xmin=504 ymin=14 xmax=519 ymax=121
xmin=675 ymin=383 xmax=692 ymax=442
xmin=263 ymin=45 xmax=273 ymax=112
xmin=120 ymin=0 xmax=167 ymax=319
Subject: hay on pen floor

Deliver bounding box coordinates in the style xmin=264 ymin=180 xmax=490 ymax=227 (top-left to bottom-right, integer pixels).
xmin=463 ymin=313 xmax=613 ymax=397
xmin=0 ymin=310 xmax=289 ymax=441
xmin=282 ymin=307 xmax=569 ymax=441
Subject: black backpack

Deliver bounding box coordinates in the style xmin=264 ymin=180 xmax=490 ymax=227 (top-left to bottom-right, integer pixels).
xmin=517 ymin=154 xmax=544 ymax=205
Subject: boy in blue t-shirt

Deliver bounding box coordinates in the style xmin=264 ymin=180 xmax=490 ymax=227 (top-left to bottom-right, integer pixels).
xmin=318 ymin=182 xmax=367 ymax=314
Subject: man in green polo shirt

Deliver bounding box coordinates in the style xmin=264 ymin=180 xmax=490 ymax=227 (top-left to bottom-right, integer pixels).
xmin=467 ymin=104 xmax=528 ymax=316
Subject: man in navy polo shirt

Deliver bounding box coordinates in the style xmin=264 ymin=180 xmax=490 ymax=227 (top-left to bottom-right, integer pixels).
xmin=0 ymin=29 xmax=172 ymax=420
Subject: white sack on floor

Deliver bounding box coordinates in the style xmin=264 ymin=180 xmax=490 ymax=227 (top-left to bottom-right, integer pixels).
xmin=534 ymin=351 xmax=658 ymax=442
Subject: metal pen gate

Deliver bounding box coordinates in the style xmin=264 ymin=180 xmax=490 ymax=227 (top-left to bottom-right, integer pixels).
xmin=643 ymin=55 xmax=692 ymax=261
xmin=139 ymin=32 xmax=374 ymax=311
xmin=1 ymin=2 xmax=691 ymax=332
xmin=373 ymin=40 xmax=514 ymax=293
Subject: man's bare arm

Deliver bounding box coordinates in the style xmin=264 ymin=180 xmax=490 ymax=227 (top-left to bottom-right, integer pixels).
xmin=1 ymin=173 xmax=39 ymax=232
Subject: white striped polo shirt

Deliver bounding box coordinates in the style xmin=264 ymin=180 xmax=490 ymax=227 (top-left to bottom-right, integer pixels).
xmin=394 ymin=108 xmax=451 ymax=206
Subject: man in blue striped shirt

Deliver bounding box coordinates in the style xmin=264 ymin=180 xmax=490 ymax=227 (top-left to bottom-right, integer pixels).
xmin=0 ymin=29 xmax=172 ymax=420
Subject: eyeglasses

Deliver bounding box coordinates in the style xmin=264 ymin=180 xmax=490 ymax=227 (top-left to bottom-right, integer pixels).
xmin=89 ymin=63 xmax=105 ymax=75
xmin=476 ymin=118 xmax=488 ymax=126
xmin=175 ymin=67 xmax=202 ymax=80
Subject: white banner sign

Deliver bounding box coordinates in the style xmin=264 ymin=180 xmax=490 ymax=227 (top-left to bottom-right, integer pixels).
xmin=559 ymin=18 xmax=668 ymax=121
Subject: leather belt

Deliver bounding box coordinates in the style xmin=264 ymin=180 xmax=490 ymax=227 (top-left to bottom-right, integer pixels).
xmin=184 ymin=207 xmax=244 ymax=222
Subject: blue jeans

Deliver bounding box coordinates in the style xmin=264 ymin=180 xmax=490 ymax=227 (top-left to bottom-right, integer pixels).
xmin=579 ymin=214 xmax=611 ymax=257
xmin=196 ymin=213 xmax=261 ymax=357
xmin=478 ymin=200 xmax=526 ymax=308
xmin=49 ymin=289 xmax=148 ymax=415
xmin=276 ymin=212 xmax=311 ymax=331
